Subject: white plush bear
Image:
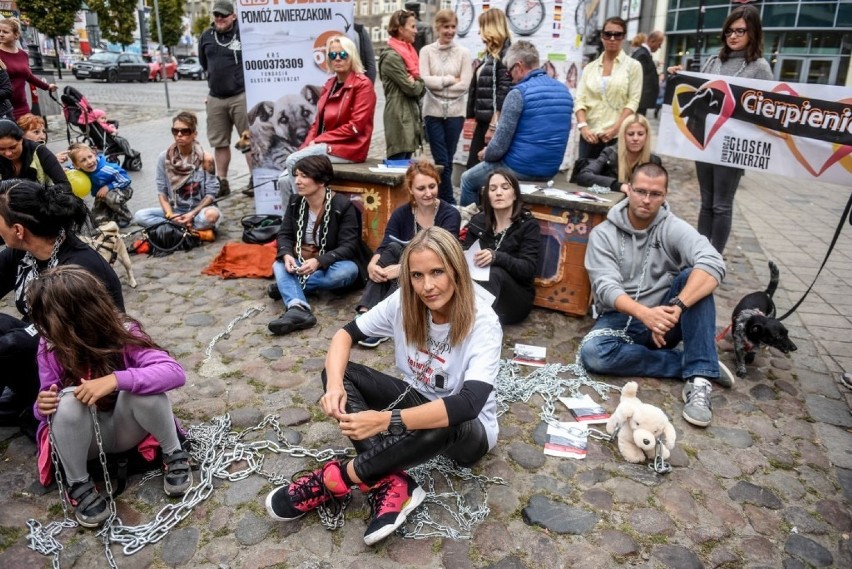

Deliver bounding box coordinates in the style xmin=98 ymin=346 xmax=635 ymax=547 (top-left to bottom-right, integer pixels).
xmin=606 ymin=381 xmax=676 ymax=463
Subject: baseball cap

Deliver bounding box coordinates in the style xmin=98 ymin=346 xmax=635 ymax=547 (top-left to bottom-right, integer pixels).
xmin=212 ymin=1 xmax=234 ymax=16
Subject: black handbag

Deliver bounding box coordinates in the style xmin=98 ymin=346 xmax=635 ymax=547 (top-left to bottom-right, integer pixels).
xmin=144 ymin=220 xmax=200 ymax=257
xmin=241 ymin=214 xmax=282 ymax=245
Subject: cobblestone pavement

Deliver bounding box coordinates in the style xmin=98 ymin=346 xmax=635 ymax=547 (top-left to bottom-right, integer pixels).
xmin=0 ymin=106 xmax=849 ymax=568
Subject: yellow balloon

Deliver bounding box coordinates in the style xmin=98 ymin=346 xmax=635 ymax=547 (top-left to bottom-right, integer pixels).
xmin=67 ymin=169 xmax=92 ymax=199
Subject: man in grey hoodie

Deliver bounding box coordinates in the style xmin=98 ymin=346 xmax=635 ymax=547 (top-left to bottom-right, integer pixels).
xmin=580 ymin=162 xmax=732 ymax=428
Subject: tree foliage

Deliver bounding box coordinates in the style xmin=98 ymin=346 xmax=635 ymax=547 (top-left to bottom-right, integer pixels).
xmin=191 ymin=7 xmax=211 ymax=39
xmin=22 ymin=0 xmax=81 ymax=38
xmin=146 ymin=0 xmax=186 ymax=49
xmin=88 ymin=0 xmax=138 ymax=47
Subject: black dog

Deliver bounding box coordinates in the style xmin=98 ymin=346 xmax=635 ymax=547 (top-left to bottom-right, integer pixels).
xmin=731 ymin=261 xmax=798 ymax=377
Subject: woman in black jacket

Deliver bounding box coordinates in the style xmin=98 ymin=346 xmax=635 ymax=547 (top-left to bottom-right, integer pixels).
xmin=0 ymin=60 xmax=12 ymax=120
xmin=575 ymin=113 xmax=661 ymax=194
xmin=268 ymin=155 xmax=370 ymax=335
xmin=462 ymin=169 xmax=540 ymax=324
xmin=0 ymin=120 xmax=70 ymax=193
xmin=466 ymin=9 xmax=512 ymax=169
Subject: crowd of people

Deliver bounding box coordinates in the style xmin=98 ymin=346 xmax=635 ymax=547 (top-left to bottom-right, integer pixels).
xmin=0 ymin=1 xmax=777 ymax=548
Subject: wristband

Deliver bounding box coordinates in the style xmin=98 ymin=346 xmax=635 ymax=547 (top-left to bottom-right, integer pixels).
xmin=577 ymin=122 xmax=588 ymax=130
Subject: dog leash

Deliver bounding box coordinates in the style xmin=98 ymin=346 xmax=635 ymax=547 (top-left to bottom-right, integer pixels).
xmin=777 ymin=189 xmax=852 ymax=322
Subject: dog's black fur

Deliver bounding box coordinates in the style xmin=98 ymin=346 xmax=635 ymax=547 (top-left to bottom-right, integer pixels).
xmin=731 ymin=261 xmax=797 ymax=377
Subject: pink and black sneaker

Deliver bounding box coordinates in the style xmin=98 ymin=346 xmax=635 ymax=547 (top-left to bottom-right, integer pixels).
xmin=363 ymin=471 xmax=427 ymax=545
xmin=265 ymin=460 xmax=350 ymax=521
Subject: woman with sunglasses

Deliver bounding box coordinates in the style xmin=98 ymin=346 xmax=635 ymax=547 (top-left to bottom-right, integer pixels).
xmin=380 ymin=10 xmax=426 ymax=160
xmin=466 ymin=8 xmax=512 ymax=169
xmin=668 ymin=5 xmax=771 ymax=254
xmin=574 ymin=17 xmax=642 ymax=160
xmin=278 ymin=35 xmax=376 ymax=202
xmin=132 ymin=111 xmax=221 ymax=231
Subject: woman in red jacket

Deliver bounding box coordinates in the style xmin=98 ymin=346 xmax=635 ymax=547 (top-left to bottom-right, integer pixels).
xmin=278 ymin=35 xmax=377 ymax=203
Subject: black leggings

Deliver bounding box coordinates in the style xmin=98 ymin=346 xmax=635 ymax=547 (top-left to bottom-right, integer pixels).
xmin=321 ymin=361 xmax=490 ymax=486
xmin=477 ymin=266 xmax=535 ymax=325
xmin=0 ymin=313 xmax=40 ymax=412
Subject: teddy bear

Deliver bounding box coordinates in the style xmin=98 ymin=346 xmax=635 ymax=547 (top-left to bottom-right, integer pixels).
xmin=605 ymin=381 xmax=676 ymax=463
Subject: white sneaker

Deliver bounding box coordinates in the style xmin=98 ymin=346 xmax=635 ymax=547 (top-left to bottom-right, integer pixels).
xmin=682 ymin=377 xmax=713 ymax=427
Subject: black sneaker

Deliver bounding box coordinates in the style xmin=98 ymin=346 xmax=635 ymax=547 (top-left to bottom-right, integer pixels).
xmin=267 ymin=282 xmax=282 ymax=300
xmin=68 ymin=478 xmax=111 ymax=528
xmin=358 ymin=336 xmax=389 ymax=349
xmin=216 ymin=178 xmax=231 ymax=198
xmin=268 ymin=306 xmax=317 ymax=336
xmin=363 ymin=472 xmax=426 ymax=545
xmin=265 ymin=461 xmax=350 ymax=521
xmin=162 ymin=449 xmax=193 ymax=497
xmin=242 ymin=176 xmax=255 ymax=197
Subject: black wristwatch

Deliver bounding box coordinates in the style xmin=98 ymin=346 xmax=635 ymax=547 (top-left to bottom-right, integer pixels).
xmin=388 ymin=409 xmax=406 ymax=436
xmin=669 ymin=296 xmax=688 ymax=311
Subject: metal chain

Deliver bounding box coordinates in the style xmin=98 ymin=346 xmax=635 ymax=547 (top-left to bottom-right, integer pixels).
xmin=294 ymin=189 xmax=332 ymax=287
xmin=202 ymin=305 xmax=265 ymax=363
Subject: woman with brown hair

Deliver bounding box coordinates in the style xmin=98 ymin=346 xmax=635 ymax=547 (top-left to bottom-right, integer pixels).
xmin=462 ymin=169 xmax=541 ymax=324
xmin=355 ymin=160 xmax=461 ymax=347
xmin=380 ymin=10 xmax=425 ymax=160
xmin=668 ymin=4 xmax=771 ymax=254
xmin=574 ymin=16 xmax=642 ymax=160
xmin=31 ymin=266 xmax=190 ymax=528
xmin=466 ymin=8 xmax=512 ymax=169
xmin=266 ymin=227 xmax=502 ymax=546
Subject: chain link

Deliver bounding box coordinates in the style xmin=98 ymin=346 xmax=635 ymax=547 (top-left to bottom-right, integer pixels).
xmin=294 ymin=189 xmax=332 ymax=287
xmin=203 ymin=305 xmax=265 ymax=363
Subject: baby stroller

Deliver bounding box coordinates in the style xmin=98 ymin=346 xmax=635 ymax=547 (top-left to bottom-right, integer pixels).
xmin=55 ymin=86 xmax=143 ymax=171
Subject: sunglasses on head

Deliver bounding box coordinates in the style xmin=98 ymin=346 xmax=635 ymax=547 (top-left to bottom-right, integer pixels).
xmin=171 ymin=127 xmax=194 ymax=136
xmin=602 ymin=31 xmax=625 ymax=40
xmin=328 ymin=50 xmax=349 ymax=61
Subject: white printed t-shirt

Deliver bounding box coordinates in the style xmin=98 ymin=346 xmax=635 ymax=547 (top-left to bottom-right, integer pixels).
xmin=355 ymin=289 xmax=503 ymax=450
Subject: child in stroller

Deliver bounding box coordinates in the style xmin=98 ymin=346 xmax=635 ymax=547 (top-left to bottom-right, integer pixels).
xmin=57 ymin=86 xmax=142 ymax=171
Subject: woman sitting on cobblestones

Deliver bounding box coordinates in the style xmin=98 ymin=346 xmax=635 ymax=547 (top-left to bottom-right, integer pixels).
xmin=0 ymin=120 xmax=70 ymax=193
xmin=31 ymin=266 xmax=191 ymax=528
xmin=354 ymin=160 xmax=460 ymax=348
xmin=266 ymin=227 xmax=502 ymax=546
xmin=0 ymin=180 xmax=123 ymax=440
xmin=132 ymin=111 xmax=221 ymax=232
xmin=462 ymin=169 xmax=540 ymax=325
xmin=575 ymin=113 xmax=662 ymax=194
xmin=267 ymin=155 xmax=370 ymax=335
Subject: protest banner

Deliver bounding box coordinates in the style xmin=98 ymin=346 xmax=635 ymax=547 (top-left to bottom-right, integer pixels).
xmin=658 ymin=72 xmax=852 ymax=186
xmin=452 ymin=0 xmax=585 ymax=168
xmin=236 ymin=0 xmax=355 ymax=214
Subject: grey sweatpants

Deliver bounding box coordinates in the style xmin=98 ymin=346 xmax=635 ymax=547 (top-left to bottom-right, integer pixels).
xmin=51 ymin=388 xmax=181 ymax=484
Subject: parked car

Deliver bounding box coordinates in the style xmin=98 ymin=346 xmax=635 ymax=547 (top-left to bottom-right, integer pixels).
xmin=176 ymin=56 xmax=206 ymax=81
xmin=73 ymin=52 xmax=149 ymax=83
xmin=147 ymin=54 xmax=179 ymax=82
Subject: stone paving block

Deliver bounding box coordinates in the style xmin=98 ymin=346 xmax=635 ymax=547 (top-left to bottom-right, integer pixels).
xmin=814 ymin=423 xmax=852 ymax=469
xmin=784 ymin=534 xmax=834 ymax=567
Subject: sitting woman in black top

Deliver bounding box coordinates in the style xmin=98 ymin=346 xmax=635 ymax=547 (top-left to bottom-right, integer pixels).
xmin=355 ymin=160 xmax=460 ymax=348
xmin=0 ymin=120 xmax=70 ymax=193
xmin=462 ymin=169 xmax=541 ymax=325
xmin=0 ymin=179 xmax=123 ymax=438
xmin=575 ymin=113 xmax=661 ymax=194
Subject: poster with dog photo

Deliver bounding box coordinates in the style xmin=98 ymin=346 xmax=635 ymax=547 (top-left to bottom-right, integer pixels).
xmin=658 ymin=72 xmax=852 ymax=186
xmin=236 ymin=1 xmax=355 ymax=214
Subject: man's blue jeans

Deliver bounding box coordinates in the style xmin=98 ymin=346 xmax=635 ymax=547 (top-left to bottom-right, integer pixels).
xmin=272 ymin=259 xmax=359 ymax=310
xmin=424 ymin=116 xmax=464 ymax=205
xmin=460 ymin=160 xmax=505 ymax=207
xmin=580 ymin=269 xmax=720 ymax=381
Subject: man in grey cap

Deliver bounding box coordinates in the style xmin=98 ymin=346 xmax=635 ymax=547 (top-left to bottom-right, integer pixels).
xmin=198 ymin=0 xmax=250 ymax=197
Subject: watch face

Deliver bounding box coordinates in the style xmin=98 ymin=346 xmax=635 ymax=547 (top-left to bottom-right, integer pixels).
xmin=388 ymin=423 xmax=405 ymax=436
xmin=506 ymin=0 xmax=546 ymax=37
xmin=455 ymin=0 xmax=475 ymax=37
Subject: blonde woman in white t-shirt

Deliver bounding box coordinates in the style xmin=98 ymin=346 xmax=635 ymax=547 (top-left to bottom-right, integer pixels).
xmin=265 ymin=227 xmax=502 ymax=546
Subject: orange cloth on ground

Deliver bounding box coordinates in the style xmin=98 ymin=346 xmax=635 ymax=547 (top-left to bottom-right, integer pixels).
xmin=202 ymin=241 xmax=276 ymax=279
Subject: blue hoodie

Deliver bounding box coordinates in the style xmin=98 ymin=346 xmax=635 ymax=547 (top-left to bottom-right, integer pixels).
xmin=84 ymin=155 xmax=131 ymax=196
